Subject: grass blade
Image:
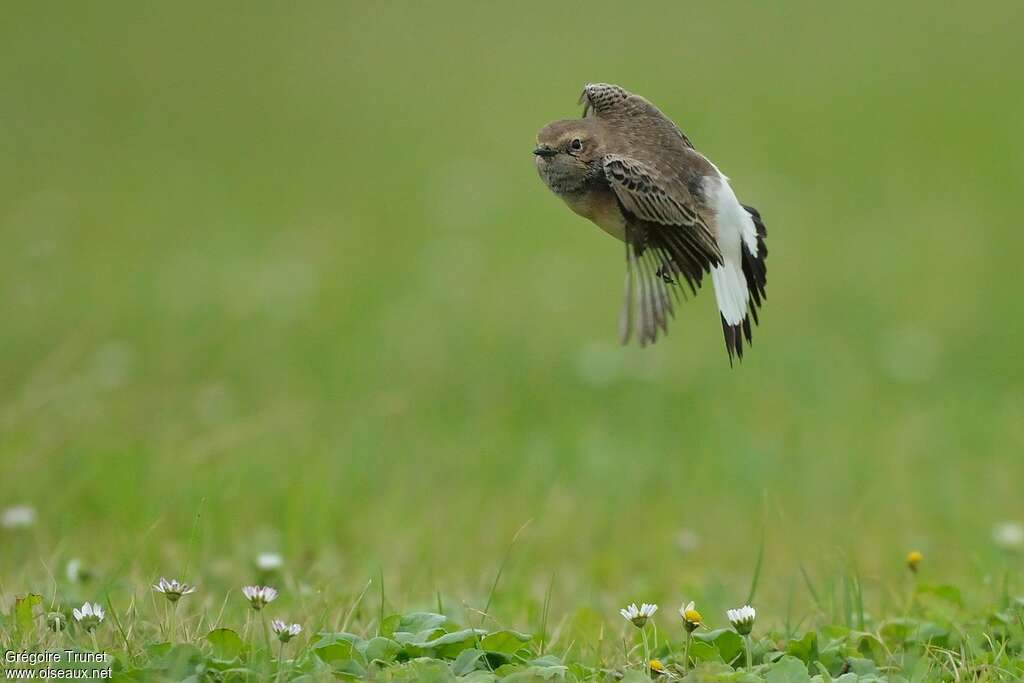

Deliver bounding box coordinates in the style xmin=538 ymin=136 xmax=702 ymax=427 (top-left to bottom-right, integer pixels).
xmin=745 ymin=526 xmax=765 ymax=605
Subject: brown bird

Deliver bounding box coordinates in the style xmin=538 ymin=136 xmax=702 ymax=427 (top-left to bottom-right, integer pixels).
xmin=534 ymin=83 xmax=767 ymax=362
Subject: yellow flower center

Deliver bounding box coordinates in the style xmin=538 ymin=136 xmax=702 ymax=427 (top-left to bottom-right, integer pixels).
xmin=906 ymin=550 xmax=923 ymax=567
xmin=649 ymin=659 xmax=665 ymax=672
xmin=684 ymin=609 xmax=702 ymax=623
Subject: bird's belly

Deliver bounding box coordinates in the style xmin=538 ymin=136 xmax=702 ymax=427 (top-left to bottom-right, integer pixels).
xmin=562 ymin=190 xmax=627 ymax=242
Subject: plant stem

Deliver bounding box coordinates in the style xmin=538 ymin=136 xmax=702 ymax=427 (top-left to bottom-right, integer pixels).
xmin=260 ymin=610 xmax=273 ymax=675
xmin=640 ymin=626 xmax=649 ymax=669
xmin=745 ymin=634 xmax=753 ymax=670
xmin=683 ymin=631 xmax=691 ymax=672
xmin=276 ymin=640 xmax=285 ymax=682
xmin=244 ymin=611 xmax=253 ymax=663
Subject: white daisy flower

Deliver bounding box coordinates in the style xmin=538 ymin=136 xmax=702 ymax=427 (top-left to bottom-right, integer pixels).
xmin=620 ymin=602 xmax=658 ymax=628
xmin=66 ymin=558 xmax=85 ymax=583
xmin=242 ymin=585 xmax=278 ymax=610
xmin=727 ymin=605 xmax=756 ymax=635
xmin=993 ymin=522 xmax=1024 ymax=550
xmin=271 ymin=619 xmax=302 ymax=643
xmin=256 ymin=552 xmax=284 ymax=571
xmin=153 ymin=577 xmax=197 ymax=603
xmin=2 ymin=505 xmax=36 ymax=529
xmin=72 ymin=602 xmax=105 ymax=631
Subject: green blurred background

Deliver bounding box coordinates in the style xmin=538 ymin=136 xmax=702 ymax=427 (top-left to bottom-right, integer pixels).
xmin=2 ymin=2 xmax=1022 ymax=619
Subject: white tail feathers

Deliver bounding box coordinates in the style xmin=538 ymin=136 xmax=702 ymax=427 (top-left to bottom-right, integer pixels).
xmin=706 ymin=172 xmax=765 ymax=362
xmin=711 ymin=261 xmax=749 ymax=326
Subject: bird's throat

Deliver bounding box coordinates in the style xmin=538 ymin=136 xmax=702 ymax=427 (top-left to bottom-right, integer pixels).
xmin=561 ymin=187 xmax=627 ymax=242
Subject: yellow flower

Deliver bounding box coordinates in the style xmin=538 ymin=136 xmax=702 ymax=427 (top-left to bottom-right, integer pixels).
xmin=906 ymin=550 xmax=923 ymax=573
xmin=679 ymin=601 xmax=702 ymax=632
xmin=649 ymin=659 xmax=678 ymax=679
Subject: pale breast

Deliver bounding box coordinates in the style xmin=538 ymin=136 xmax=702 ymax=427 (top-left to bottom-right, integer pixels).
xmin=561 ymin=188 xmax=627 ymax=242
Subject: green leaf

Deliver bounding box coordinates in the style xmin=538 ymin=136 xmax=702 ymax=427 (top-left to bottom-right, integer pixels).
xmin=766 ymin=655 xmax=812 ymax=683
xmin=846 ymin=658 xmax=879 ymax=675
xmin=460 ymin=673 xmax=499 ymax=683
xmin=150 ymin=644 xmax=206 ymax=679
xmin=409 ymin=659 xmax=456 ymax=682
xmin=396 ymin=612 xmax=448 ymax=634
xmin=380 ymin=613 xmax=401 ymax=637
xmin=363 ymin=636 xmax=401 ymax=663
xmin=846 ymin=630 xmax=887 ymax=661
xmin=145 ymin=642 xmax=172 ymax=659
xmin=14 ymin=593 xmax=43 ymax=637
xmin=332 ymin=658 xmax=368 ymax=678
xmin=878 ymin=618 xmax=915 ymax=643
xmin=480 ymin=629 xmax=532 ymax=654
xmin=205 ymin=628 xmax=244 ymax=660
xmin=452 ymin=648 xmax=487 ymax=675
xmin=503 ymin=665 xmax=567 ymax=681
xmin=688 ymin=640 xmax=722 ymax=663
xmin=417 ymin=628 xmax=487 ymax=658
xmin=693 ymin=628 xmax=745 ymax=664
xmin=312 ymin=632 xmax=363 ymax=664
xmin=785 ymin=631 xmax=818 ymax=665
xmin=394 ymin=627 xmax=446 ymax=646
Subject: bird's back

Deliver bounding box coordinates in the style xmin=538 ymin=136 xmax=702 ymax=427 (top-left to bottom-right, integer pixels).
xmin=583 ymin=84 xmax=714 ymax=203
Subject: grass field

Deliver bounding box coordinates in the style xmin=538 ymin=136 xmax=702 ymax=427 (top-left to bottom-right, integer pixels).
xmin=2 ymin=2 xmax=1023 ymax=680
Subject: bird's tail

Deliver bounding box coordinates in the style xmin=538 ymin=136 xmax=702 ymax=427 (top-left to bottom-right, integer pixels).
xmin=712 ymin=259 xmax=751 ymax=363
xmin=741 ymin=204 xmax=768 ymax=324
xmin=711 ymin=204 xmax=768 ymax=364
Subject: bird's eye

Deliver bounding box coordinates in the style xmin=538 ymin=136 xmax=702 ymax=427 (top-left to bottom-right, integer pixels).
xmin=570 ymin=138 xmax=583 ymax=151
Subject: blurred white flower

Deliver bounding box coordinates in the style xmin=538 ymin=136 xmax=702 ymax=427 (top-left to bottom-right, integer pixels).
xmin=66 ymin=559 xmax=84 ymax=583
xmin=2 ymin=505 xmax=36 ymax=529
xmin=256 ymin=552 xmax=283 ymax=571
xmin=271 ymin=619 xmax=302 ymax=643
xmin=676 ymin=529 xmax=700 ymax=554
xmin=153 ymin=578 xmax=197 ymax=603
xmin=993 ymin=522 xmax=1024 ymax=550
xmin=73 ymin=602 xmax=105 ymax=631
xmin=727 ymin=605 xmax=756 ymax=635
xmin=242 ymin=585 xmax=278 ymax=610
xmin=620 ymin=602 xmax=658 ymax=628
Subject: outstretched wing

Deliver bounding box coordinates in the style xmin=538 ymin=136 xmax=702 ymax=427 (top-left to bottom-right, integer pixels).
xmin=603 ymin=154 xmax=722 ymax=346
xmin=580 ymin=83 xmax=694 ymax=148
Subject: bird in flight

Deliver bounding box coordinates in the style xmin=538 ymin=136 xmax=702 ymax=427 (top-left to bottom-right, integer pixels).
xmin=534 ymin=83 xmax=767 ymax=362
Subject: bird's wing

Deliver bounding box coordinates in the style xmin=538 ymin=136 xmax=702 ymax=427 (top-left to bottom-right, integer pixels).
xmin=603 ymin=153 xmax=723 ymax=346
xmin=580 ymin=83 xmax=694 ymax=148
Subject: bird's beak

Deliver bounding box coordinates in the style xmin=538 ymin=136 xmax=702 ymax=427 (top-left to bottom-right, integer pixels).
xmin=533 ymin=146 xmax=556 ymax=158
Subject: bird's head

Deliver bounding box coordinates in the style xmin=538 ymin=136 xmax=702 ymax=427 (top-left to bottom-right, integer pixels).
xmin=534 ymin=119 xmax=606 ymax=196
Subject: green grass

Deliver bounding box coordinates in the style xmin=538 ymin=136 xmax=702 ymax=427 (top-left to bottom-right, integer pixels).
xmin=1 ymin=1 xmax=1023 ymax=680
xmin=2 ymin=559 xmax=1024 ymax=679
